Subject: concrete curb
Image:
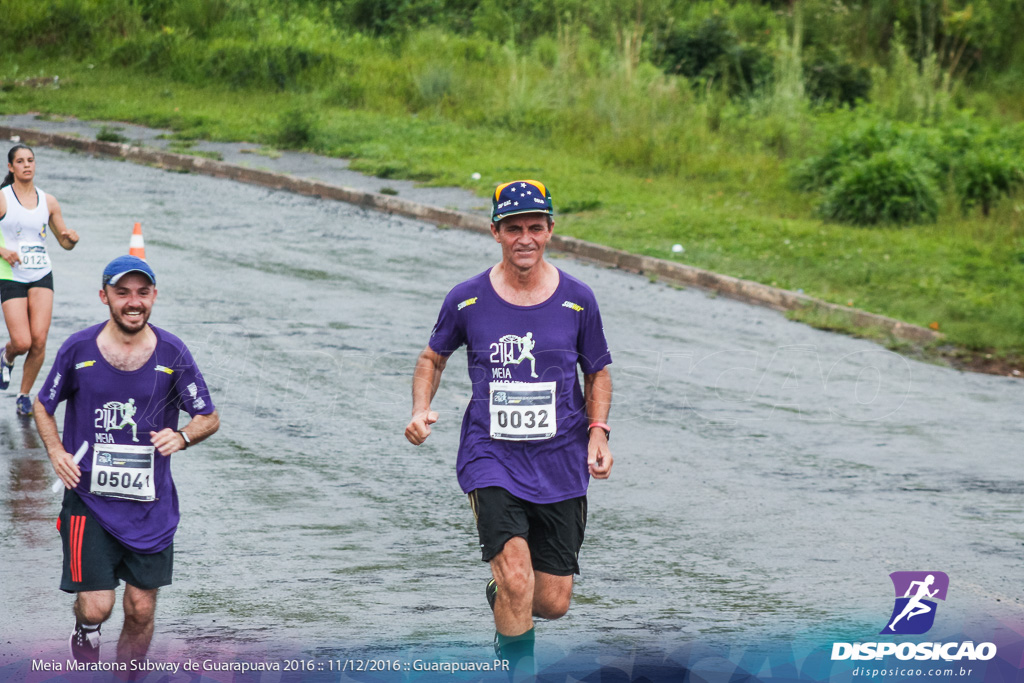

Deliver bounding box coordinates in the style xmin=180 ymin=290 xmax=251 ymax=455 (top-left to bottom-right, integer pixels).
xmin=2 ymin=125 xmax=941 ymax=345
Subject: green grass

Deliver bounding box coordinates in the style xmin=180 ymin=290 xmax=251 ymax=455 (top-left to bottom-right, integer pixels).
xmin=1 ymin=57 xmax=1022 ymax=360
xmin=165 ymin=139 xmax=224 ymax=161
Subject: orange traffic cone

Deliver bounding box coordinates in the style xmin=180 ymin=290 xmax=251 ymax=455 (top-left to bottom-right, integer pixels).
xmin=129 ymin=222 xmax=146 ymax=260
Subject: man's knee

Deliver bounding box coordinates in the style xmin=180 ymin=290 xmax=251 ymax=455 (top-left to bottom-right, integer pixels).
xmin=534 ymin=592 xmax=571 ymax=620
xmin=491 ymin=539 xmax=535 ymax=602
xmin=494 ymin=564 xmax=534 ymax=601
xmin=499 ymin=566 xmax=535 ymax=601
xmin=532 ymin=573 xmax=574 ymax=620
xmin=75 ymin=591 xmax=115 ymax=625
xmin=122 ymin=588 xmax=158 ymax=629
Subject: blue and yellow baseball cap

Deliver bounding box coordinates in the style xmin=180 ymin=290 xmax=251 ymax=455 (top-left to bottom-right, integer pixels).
xmin=491 ymin=180 xmax=553 ymax=222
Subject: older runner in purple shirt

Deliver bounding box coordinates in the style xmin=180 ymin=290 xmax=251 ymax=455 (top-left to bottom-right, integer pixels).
xmin=34 ymin=255 xmax=219 ymax=668
xmin=405 ymin=180 xmax=613 ymax=672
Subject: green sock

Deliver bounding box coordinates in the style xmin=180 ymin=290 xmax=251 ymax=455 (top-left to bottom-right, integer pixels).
xmin=495 ymin=627 xmax=535 ymax=678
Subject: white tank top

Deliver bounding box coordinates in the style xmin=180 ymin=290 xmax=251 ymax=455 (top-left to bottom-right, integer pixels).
xmin=0 ymin=184 xmax=52 ymax=283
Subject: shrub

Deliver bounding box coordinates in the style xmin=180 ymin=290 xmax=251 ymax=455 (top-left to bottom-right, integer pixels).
xmin=804 ymin=53 xmax=872 ymax=108
xmin=413 ymin=65 xmax=455 ymax=108
xmin=0 ymin=0 xmax=102 ymax=54
xmin=657 ymin=16 xmax=773 ymax=96
xmin=329 ymin=78 xmax=366 ymax=107
xmin=201 ymin=42 xmax=336 ymax=91
xmin=791 ymin=118 xmax=904 ymax=191
xmin=660 ymin=16 xmax=734 ymax=80
xmin=954 ymin=147 xmax=1024 ymax=216
xmin=819 ymin=147 xmax=940 ymax=225
xmin=111 ymin=30 xmax=338 ymax=92
xmin=96 ymin=126 xmax=130 ymax=143
xmin=275 ymin=108 xmax=318 ymax=148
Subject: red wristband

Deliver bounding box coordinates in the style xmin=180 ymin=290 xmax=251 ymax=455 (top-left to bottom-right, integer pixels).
xmin=588 ymin=422 xmax=610 ymax=438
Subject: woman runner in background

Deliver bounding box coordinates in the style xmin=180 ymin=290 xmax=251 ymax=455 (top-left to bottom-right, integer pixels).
xmin=0 ymin=144 xmax=79 ymax=415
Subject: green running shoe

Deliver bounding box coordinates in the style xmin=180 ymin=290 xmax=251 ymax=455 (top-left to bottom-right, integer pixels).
xmin=486 ymin=578 xmax=498 ymax=612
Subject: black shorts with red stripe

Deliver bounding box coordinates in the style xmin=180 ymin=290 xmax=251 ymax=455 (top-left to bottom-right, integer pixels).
xmin=57 ymin=489 xmax=173 ymax=593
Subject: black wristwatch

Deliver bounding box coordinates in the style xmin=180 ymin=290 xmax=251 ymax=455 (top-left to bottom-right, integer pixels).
xmin=178 ymin=430 xmax=191 ymax=450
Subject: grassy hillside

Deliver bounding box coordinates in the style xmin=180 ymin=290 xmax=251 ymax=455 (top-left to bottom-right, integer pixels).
xmin=1 ymin=0 xmax=1022 ymax=365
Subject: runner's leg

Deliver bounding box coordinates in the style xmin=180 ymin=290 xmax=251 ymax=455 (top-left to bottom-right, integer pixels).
xmin=74 ymin=590 xmax=116 ymax=626
xmin=21 ymin=286 xmax=52 ymax=395
xmin=906 ymin=603 xmax=931 ymax=620
xmin=489 ymin=537 xmax=536 ymax=680
xmin=489 ymin=537 xmax=534 ymax=636
xmin=1 ymin=297 xmax=30 ymax=365
xmin=118 ymin=585 xmax=158 ymax=665
xmin=889 ymin=602 xmax=917 ymax=630
xmin=532 ymin=571 xmax=573 ymax=620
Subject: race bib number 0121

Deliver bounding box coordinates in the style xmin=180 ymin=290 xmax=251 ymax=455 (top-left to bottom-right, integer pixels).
xmin=90 ymin=444 xmax=156 ymax=501
xmin=489 ymin=381 xmax=557 ymax=441
xmin=18 ymin=244 xmax=51 ymax=270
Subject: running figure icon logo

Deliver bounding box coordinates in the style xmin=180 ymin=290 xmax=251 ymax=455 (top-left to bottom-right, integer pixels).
xmin=95 ymin=398 xmax=140 ymax=443
xmin=492 ymin=333 xmax=539 ymax=378
xmin=880 ymin=571 xmax=949 ymax=635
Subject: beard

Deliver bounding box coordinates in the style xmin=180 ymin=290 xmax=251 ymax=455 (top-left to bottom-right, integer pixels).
xmin=109 ymin=306 xmax=151 ymax=335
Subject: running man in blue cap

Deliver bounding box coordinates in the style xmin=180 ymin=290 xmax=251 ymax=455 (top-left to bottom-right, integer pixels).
xmin=405 ymin=180 xmax=613 ymax=672
xmin=34 ymin=255 xmax=219 ymax=666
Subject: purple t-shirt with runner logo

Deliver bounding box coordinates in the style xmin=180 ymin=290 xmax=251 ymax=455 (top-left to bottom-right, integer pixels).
xmin=38 ymin=322 xmax=215 ymax=553
xmin=428 ymin=268 xmax=611 ymax=504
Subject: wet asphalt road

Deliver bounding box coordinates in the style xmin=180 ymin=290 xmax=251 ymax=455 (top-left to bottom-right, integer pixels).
xmin=0 ymin=144 xmax=1021 ymax=668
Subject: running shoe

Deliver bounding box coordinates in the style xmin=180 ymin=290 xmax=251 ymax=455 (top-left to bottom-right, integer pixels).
xmin=16 ymin=394 xmax=32 ymax=416
xmin=0 ymin=353 xmax=11 ymax=391
xmin=70 ymin=624 xmax=100 ymax=664
xmin=486 ymin=578 xmax=498 ymax=612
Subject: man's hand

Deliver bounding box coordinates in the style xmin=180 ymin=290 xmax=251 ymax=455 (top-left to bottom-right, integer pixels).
xmin=36 ymin=397 xmax=81 ymax=488
xmin=587 ymin=430 xmax=613 ymax=479
xmin=49 ymin=447 xmax=82 ymax=489
xmin=150 ymin=428 xmax=185 ymax=457
xmin=405 ymin=410 xmax=439 ymax=445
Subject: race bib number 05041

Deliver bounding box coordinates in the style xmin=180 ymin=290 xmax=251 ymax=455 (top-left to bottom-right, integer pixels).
xmin=90 ymin=444 xmax=156 ymax=501
xmin=489 ymin=381 xmax=557 ymax=441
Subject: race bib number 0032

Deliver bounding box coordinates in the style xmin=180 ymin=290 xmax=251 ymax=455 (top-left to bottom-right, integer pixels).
xmin=90 ymin=444 xmax=156 ymax=501
xmin=18 ymin=244 xmax=51 ymax=270
xmin=489 ymin=381 xmax=557 ymax=441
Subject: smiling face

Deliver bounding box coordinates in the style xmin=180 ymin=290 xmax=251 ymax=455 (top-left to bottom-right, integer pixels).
xmin=491 ymin=212 xmax=553 ymax=272
xmin=100 ymin=273 xmax=157 ymax=336
xmin=7 ymin=146 xmax=35 ymax=184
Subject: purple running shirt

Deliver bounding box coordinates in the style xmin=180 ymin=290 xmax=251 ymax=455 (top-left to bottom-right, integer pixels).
xmin=39 ymin=322 xmax=215 ymax=553
xmin=428 ymin=268 xmax=611 ymax=503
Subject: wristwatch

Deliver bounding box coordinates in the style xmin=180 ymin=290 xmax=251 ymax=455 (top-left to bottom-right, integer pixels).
xmin=178 ymin=430 xmax=191 ymax=450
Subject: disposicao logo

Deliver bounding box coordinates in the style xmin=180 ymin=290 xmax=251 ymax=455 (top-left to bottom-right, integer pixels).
xmin=831 ymin=571 xmax=997 ymax=662
xmin=881 ymin=571 xmax=948 ymax=635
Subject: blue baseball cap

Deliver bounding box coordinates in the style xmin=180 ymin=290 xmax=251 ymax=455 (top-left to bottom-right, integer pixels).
xmin=102 ymin=255 xmax=156 ymax=286
xmin=491 ymin=180 xmax=553 ymax=222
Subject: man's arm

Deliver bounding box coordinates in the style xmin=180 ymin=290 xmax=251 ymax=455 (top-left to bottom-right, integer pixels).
xmin=33 ymin=397 xmax=80 ymax=489
xmin=150 ymin=409 xmax=220 ymax=457
xmin=405 ymin=346 xmax=448 ymax=445
xmin=584 ymin=367 xmax=613 ymax=479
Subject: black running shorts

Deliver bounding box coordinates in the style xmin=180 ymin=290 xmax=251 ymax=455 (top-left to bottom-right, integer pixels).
xmin=57 ymin=488 xmax=173 ymax=593
xmin=0 ymin=272 xmax=54 ymax=303
xmin=468 ymin=486 xmax=587 ymax=576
